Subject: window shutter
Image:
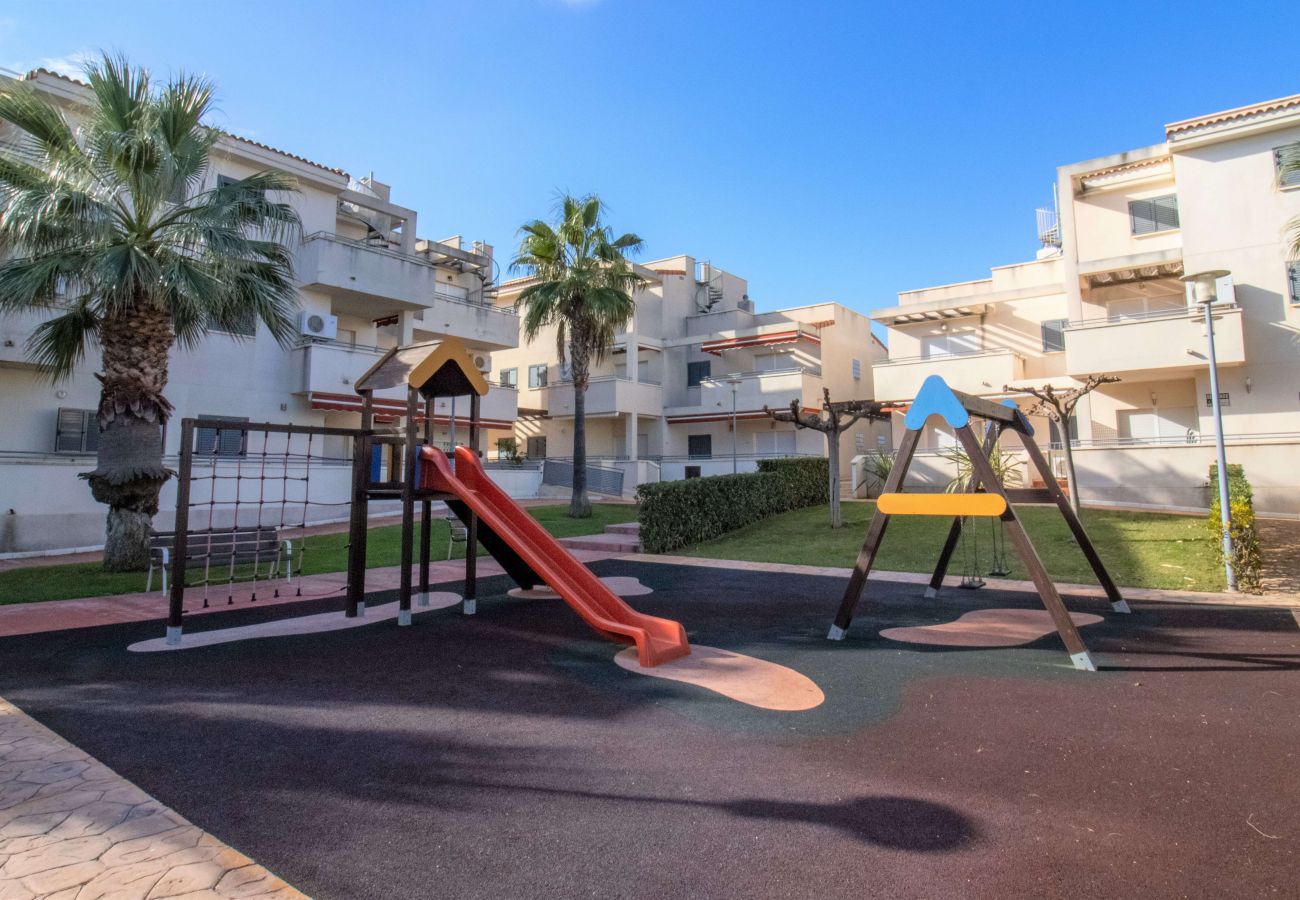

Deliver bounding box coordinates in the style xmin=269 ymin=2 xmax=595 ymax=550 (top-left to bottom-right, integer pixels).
xmin=1040 ymin=319 xmax=1067 ymax=352
xmin=1129 ymin=199 xmax=1156 ymax=235
xmin=1153 ymin=195 xmax=1179 ymax=231
xmin=1276 ymin=143 xmax=1300 ymax=188
xmin=217 ymin=425 xmax=245 ymax=457
xmin=687 ymin=360 xmax=711 ymax=387
xmin=1289 ymin=263 xmax=1300 ymax=304
xmin=55 ymin=409 xmax=90 ymax=452
xmin=851 ymin=358 xmax=861 ymax=380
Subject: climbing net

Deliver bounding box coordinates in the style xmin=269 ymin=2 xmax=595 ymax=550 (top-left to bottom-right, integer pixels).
xmin=178 ymin=420 xmax=356 ymax=607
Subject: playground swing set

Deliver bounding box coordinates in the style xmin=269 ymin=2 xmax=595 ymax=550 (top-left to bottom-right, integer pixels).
xmin=163 ymin=342 xmax=1120 ymax=672
xmin=165 ymin=338 xmax=691 ymax=668
xmin=829 ymin=375 xmax=1130 ymax=671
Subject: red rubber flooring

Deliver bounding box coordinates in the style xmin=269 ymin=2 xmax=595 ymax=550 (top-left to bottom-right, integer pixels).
xmin=0 ymin=560 xmax=1296 ymax=899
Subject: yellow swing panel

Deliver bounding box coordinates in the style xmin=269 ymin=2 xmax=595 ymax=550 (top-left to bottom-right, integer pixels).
xmin=877 ymin=493 xmax=1007 ymax=518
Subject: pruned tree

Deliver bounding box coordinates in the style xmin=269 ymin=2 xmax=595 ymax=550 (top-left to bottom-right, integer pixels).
xmin=765 ymin=388 xmax=889 ymax=528
xmin=1006 ymin=375 xmax=1120 ymax=514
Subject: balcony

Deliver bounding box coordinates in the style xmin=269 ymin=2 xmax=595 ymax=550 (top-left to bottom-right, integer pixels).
xmin=1063 ymin=304 xmax=1244 ymax=379
xmin=872 ymin=348 xmax=1025 ymax=401
xmin=665 ymin=368 xmax=824 ymax=415
xmin=296 ymin=232 xmax=517 ymax=350
xmin=293 ymin=340 xmax=518 ymax=424
xmin=543 ymin=377 xmax=664 ymax=418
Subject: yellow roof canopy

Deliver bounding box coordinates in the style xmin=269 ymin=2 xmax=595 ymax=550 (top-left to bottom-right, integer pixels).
xmin=353 ymin=336 xmax=489 ymax=399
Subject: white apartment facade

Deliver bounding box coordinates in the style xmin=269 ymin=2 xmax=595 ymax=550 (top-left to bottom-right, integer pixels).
xmin=872 ymin=93 xmax=1300 ymax=514
xmin=0 ymin=68 xmax=520 ymax=553
xmin=489 ymin=256 xmax=889 ymax=487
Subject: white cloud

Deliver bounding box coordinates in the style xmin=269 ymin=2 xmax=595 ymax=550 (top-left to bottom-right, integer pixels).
xmin=6 ymin=50 xmax=97 ymax=79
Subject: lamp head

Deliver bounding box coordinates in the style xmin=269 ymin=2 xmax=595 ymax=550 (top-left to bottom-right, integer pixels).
xmin=1181 ymin=270 xmax=1231 ymax=305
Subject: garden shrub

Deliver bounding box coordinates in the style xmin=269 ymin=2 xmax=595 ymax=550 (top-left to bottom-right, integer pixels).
xmin=1207 ymin=463 xmax=1262 ymax=592
xmin=637 ymin=458 xmax=829 ymax=553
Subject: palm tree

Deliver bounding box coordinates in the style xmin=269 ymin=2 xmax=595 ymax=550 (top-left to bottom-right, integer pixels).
xmin=1285 ymin=152 xmax=1300 ymax=260
xmin=0 ymin=56 xmax=301 ymax=570
xmin=511 ymin=194 xmax=644 ymax=517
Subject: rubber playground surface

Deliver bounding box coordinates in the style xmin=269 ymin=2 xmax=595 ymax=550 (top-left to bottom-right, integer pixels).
xmin=1 ymin=560 xmax=1297 ymax=899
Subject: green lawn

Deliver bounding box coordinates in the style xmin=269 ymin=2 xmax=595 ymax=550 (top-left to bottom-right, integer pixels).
xmin=681 ymin=501 xmax=1225 ymax=592
xmin=0 ymin=503 xmax=638 ymax=606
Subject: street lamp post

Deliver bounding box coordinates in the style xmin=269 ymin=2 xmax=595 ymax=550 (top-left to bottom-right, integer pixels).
xmin=1182 ymin=269 xmax=1236 ymax=592
xmin=727 ymin=375 xmax=743 ymax=474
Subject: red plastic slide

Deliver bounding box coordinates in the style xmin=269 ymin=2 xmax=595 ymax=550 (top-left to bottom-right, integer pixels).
xmin=419 ymin=446 xmax=690 ymax=667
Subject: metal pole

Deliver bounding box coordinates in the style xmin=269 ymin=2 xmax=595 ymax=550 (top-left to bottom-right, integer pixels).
xmin=1204 ymin=301 xmax=1236 ymax=591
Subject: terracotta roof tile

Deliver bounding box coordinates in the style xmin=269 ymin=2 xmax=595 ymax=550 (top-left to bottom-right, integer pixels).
xmin=1166 ymin=93 xmax=1300 ymax=139
xmin=23 ymin=67 xmax=348 ymax=177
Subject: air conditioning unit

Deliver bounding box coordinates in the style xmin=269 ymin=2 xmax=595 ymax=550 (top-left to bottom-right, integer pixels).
xmin=299 ymin=311 xmax=338 ymax=341
xmin=473 ymin=353 xmax=492 ymax=374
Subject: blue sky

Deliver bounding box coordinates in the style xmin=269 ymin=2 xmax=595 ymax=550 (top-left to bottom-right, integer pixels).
xmin=3 ymin=1 xmax=1295 ymax=344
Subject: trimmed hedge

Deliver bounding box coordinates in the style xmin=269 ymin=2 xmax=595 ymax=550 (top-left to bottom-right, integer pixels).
xmin=1207 ymin=463 xmax=1262 ymax=592
xmin=637 ymin=457 xmax=829 ymax=553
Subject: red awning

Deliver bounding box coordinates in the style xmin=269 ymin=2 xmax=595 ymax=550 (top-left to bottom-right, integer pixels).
xmin=700 ymin=329 xmax=820 ymax=355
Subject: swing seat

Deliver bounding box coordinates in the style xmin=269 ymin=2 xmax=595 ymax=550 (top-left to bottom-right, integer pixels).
xmin=877 ymin=493 xmax=1007 ymax=518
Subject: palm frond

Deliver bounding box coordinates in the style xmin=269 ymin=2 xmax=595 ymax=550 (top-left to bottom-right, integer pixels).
xmin=26 ymin=299 xmax=100 ymax=380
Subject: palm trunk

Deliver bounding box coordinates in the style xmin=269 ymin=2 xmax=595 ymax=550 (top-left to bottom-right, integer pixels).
xmin=83 ymin=302 xmax=175 ymax=571
xmin=569 ymin=339 xmax=592 ymax=519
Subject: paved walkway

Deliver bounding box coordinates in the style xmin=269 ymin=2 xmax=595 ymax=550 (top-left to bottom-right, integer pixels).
xmin=0 ymin=550 xmax=616 ymax=639
xmin=0 ymin=699 xmax=303 ymax=900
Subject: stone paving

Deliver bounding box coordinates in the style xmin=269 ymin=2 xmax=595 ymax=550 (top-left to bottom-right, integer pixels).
xmin=0 ymin=699 xmax=306 ymax=900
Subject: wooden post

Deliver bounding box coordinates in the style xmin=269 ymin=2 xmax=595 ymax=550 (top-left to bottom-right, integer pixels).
xmin=830 ymin=427 xmax=921 ymax=637
xmin=1017 ymin=434 xmax=1128 ymax=612
xmin=398 ymin=387 xmax=418 ymax=626
xmin=955 ymin=424 xmax=1096 ymax=671
xmin=463 ymin=392 xmax=480 ymax=615
xmin=346 ymin=430 xmax=369 ymax=618
xmin=166 ymin=418 xmax=195 ymax=644
xmin=418 ymin=396 xmax=432 ymax=607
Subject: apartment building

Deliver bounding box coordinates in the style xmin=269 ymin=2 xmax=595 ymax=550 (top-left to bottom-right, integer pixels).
xmin=488 ymin=256 xmax=889 ymax=487
xmin=871 ymin=93 xmax=1300 ymax=514
xmin=0 ymin=68 xmax=520 ymax=553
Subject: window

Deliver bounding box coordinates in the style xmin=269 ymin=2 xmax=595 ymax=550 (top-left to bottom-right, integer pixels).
xmin=921 ymin=331 xmax=980 ymax=358
xmin=754 ymin=430 xmax=796 ymax=456
xmin=206 ymin=308 xmax=257 ymax=337
xmin=1104 ymin=294 xmax=1185 ymax=320
xmin=496 ymin=438 xmax=517 ymax=460
xmin=54 ymin=408 xmax=99 ymax=453
xmin=1129 ymin=195 xmax=1179 ymax=235
xmin=1275 ymin=142 xmax=1300 ymax=188
xmin=528 ymin=364 xmax=548 ymax=388
xmin=687 ymin=434 xmax=712 ymax=459
xmin=755 ymin=352 xmax=793 ymax=372
xmin=1040 ymin=319 xmax=1068 ymax=352
xmin=216 ymin=173 xmax=264 ymax=200
xmin=1048 ymin=415 xmax=1079 ymax=448
xmin=195 ymin=415 xmax=248 ymax=457
xmin=851 ymin=358 xmax=861 ymax=380
xmin=685 ymin=465 xmax=702 ymax=479
xmin=1117 ymin=406 xmax=1196 ymax=443
xmin=526 ymin=435 xmax=547 ymax=458
xmin=686 ymin=360 xmax=711 ymax=387
xmin=1288 ymin=262 xmax=1300 ymax=305
xmin=499 ymin=367 xmax=518 ymax=388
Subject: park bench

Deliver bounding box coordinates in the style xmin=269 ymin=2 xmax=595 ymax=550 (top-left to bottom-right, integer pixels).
xmin=146 ymin=526 xmax=293 ymax=595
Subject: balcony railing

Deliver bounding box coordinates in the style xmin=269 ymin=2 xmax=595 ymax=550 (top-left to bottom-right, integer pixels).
xmin=1066 ymin=303 xmax=1231 ymax=327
